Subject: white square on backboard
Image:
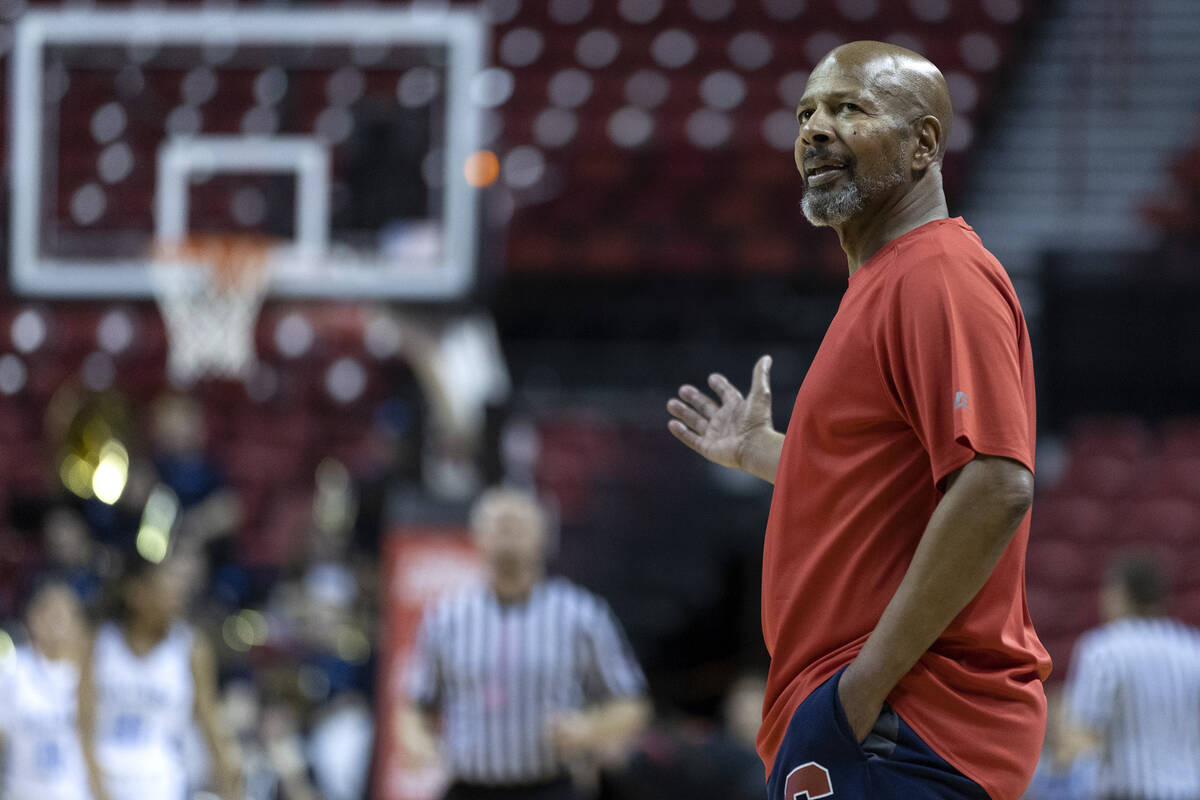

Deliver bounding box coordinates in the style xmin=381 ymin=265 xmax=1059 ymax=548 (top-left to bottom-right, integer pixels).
xmin=156 ymin=136 xmax=331 ymax=270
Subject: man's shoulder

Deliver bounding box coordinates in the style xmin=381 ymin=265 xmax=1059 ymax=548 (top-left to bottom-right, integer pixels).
xmin=425 ymin=583 xmax=488 ymax=620
xmin=541 ymin=574 xmax=597 ymax=602
xmin=890 ymin=221 xmax=1000 ymax=285
xmin=1079 ymin=617 xmax=1200 ymax=651
xmin=882 ymin=225 xmax=1019 ymax=323
xmin=540 ymin=576 xmax=612 ymax=616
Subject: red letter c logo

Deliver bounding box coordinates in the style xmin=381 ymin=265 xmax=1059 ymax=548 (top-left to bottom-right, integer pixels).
xmin=784 ymin=761 xmax=833 ymax=799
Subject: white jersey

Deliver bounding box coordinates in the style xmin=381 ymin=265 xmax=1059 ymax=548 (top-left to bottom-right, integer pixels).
xmin=91 ymin=622 xmax=195 ymax=800
xmin=0 ymin=644 xmax=93 ymax=800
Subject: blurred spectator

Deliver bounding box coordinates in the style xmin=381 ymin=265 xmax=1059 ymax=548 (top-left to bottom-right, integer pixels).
xmin=611 ymin=673 xmax=766 ymax=800
xmin=41 ymin=506 xmax=107 ymax=610
xmin=1061 ymin=552 xmax=1200 ymax=800
xmin=78 ymin=553 xmax=241 ymax=800
xmin=219 ymin=680 xmax=325 ymax=800
xmin=307 ymin=692 xmax=374 ymax=800
xmin=398 ymin=487 xmax=650 ymax=800
xmin=0 ymin=578 xmax=92 ymax=800
xmin=351 ymin=396 xmax=423 ymax=554
xmin=81 ymin=456 xmax=159 ymax=553
xmin=253 ymin=467 xmax=378 ymax=800
xmin=150 ymin=394 xmax=241 ymax=550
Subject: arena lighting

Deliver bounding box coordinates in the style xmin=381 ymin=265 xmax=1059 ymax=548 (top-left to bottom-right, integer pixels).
xmin=59 ymin=432 xmax=130 ymax=503
xmin=60 ymin=453 xmax=94 ymax=499
xmin=91 ymin=439 xmax=129 ymax=505
xmin=222 ymin=614 xmax=253 ymax=652
xmin=464 ymin=150 xmax=500 ymax=187
xmin=136 ymin=484 xmax=179 ymax=564
xmin=334 ymin=625 xmax=371 ymax=665
xmin=222 ymin=609 xmax=270 ymax=652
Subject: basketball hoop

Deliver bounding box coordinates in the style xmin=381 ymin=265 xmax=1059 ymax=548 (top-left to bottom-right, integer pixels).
xmin=150 ymin=235 xmax=275 ymax=385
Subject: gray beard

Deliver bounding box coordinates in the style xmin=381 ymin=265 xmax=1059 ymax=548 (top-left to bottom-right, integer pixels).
xmin=801 ymin=163 xmax=906 ymax=227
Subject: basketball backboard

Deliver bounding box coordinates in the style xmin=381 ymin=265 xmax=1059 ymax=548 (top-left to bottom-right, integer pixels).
xmin=8 ymin=7 xmax=487 ymax=299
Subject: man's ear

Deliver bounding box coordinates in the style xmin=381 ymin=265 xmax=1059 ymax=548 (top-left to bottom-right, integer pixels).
xmin=911 ymin=115 xmax=942 ymax=171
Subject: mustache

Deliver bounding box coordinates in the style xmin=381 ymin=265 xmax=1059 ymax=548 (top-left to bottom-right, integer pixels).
xmin=801 ymin=147 xmax=855 ymax=171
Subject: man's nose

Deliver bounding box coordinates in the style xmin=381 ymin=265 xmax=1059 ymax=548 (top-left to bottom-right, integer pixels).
xmin=800 ymin=107 xmax=834 ymax=146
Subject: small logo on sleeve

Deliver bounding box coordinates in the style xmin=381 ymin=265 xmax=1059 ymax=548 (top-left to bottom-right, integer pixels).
xmin=953 ymin=391 xmax=970 ymax=410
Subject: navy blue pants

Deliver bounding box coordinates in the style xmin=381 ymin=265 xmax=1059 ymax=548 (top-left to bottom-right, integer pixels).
xmin=767 ymin=668 xmax=990 ymax=800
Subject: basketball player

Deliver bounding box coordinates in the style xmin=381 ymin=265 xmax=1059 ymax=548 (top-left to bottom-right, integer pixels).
xmin=668 ymin=42 xmax=1049 ymax=799
xmin=0 ymin=579 xmax=93 ymax=800
xmin=78 ymin=553 xmax=241 ymax=800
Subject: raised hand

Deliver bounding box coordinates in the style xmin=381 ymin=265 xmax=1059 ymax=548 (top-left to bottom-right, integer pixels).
xmin=667 ymin=355 xmax=779 ymax=479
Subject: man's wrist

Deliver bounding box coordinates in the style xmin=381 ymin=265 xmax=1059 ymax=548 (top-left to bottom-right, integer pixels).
xmin=844 ymin=650 xmax=899 ymax=708
xmin=738 ymin=425 xmax=777 ymax=474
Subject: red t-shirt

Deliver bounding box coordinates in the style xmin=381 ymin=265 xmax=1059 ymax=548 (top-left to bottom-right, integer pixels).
xmin=758 ymin=218 xmax=1052 ymax=800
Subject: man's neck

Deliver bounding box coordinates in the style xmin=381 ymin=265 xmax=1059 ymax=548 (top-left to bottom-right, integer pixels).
xmin=490 ymin=571 xmax=542 ymax=604
xmin=835 ymin=171 xmax=949 ymax=276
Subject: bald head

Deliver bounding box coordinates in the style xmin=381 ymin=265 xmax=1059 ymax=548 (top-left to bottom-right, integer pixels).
xmin=811 ymin=41 xmax=953 ymax=158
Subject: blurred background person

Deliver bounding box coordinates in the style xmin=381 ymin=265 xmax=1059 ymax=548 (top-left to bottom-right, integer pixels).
xmin=78 ymin=552 xmax=241 ymax=800
xmin=149 ymin=393 xmax=242 ymax=566
xmin=39 ymin=506 xmax=107 ymax=610
xmin=612 ymin=671 xmax=767 ymax=800
xmin=0 ymin=578 xmax=92 ymax=800
xmin=398 ymin=488 xmax=650 ymax=800
xmin=1060 ymin=552 xmax=1200 ymax=800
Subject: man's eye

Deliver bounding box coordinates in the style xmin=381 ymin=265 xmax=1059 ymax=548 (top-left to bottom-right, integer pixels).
xmin=798 ymin=109 xmax=813 ymax=123
xmin=838 ymin=103 xmax=862 ymax=113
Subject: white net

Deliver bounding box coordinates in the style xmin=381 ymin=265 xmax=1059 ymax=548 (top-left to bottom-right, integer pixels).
xmin=150 ymin=236 xmax=275 ymax=385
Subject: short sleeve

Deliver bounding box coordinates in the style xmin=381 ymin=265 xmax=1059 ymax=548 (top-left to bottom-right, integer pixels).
xmin=407 ymin=610 xmax=442 ymax=711
xmin=577 ymin=598 xmax=647 ymax=703
xmin=1065 ymin=633 xmax=1114 ymax=730
xmin=882 ymin=261 xmax=1035 ymax=489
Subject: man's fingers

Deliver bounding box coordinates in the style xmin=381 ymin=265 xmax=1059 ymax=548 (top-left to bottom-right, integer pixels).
xmin=667 ymin=398 xmax=708 ymax=435
xmin=679 ymin=384 xmax=718 ymax=417
xmin=708 ymin=373 xmax=743 ymax=405
xmin=667 ymin=419 xmax=706 ymax=454
xmin=750 ymin=354 xmax=773 ymax=398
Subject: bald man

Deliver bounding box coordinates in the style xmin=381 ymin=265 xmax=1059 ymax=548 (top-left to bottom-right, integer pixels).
xmin=668 ymin=42 xmax=1049 ymax=800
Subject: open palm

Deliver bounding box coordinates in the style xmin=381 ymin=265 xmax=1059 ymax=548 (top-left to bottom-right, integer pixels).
xmin=667 ymin=356 xmax=774 ymax=471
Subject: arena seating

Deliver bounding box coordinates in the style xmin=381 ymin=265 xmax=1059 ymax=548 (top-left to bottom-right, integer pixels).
xmin=0 ymin=0 xmax=1034 ymax=280
xmin=467 ymin=0 xmax=1034 ymax=274
xmin=1027 ymin=415 xmax=1200 ymax=678
xmin=0 ymin=302 xmax=394 ymax=583
xmin=1142 ymin=121 xmax=1200 ymax=236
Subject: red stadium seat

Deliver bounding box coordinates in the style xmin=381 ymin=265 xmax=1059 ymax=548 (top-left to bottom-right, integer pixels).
xmin=1057 ymin=452 xmax=1142 ymax=499
xmin=1162 ymin=417 xmax=1200 ymax=458
xmin=1068 ymin=416 xmax=1155 ymax=461
xmin=1025 ymin=538 xmax=1100 ymax=592
xmin=1116 ymin=497 xmax=1200 ymax=548
xmin=1029 ymin=493 xmax=1114 ymax=544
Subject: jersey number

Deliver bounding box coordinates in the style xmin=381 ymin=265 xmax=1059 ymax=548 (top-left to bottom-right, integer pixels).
xmin=35 ymin=740 xmax=61 ymax=772
xmin=784 ymin=762 xmax=833 ymax=799
xmin=113 ymin=712 xmax=144 ymax=742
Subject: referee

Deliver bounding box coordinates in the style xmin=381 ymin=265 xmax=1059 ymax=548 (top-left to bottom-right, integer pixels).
xmin=1063 ymin=553 xmax=1200 ymax=800
xmin=399 ymin=488 xmax=650 ymax=800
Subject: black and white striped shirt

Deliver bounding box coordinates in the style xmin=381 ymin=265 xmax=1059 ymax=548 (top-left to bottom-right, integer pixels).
xmin=409 ymin=576 xmax=646 ymax=785
xmin=1066 ymin=617 xmax=1200 ymax=800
